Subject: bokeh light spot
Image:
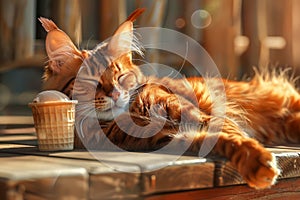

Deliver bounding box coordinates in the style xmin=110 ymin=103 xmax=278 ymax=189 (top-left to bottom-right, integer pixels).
xmin=191 ymin=9 xmax=212 ymax=29
xmin=175 ymin=18 xmax=186 ymax=29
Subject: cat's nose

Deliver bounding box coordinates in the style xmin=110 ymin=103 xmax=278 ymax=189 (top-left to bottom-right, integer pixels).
xmin=111 ymin=91 xmax=120 ymax=101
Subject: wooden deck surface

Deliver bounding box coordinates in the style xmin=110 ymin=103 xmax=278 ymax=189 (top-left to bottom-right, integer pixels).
xmin=1 ymin=117 xmax=300 ymax=199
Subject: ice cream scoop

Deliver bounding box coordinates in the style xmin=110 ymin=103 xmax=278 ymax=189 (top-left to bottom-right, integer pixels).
xmin=33 ymin=90 xmax=70 ymax=103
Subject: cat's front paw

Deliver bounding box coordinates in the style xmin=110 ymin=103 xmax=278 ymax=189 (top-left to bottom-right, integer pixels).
xmin=246 ymin=154 xmax=279 ymax=189
xmin=234 ymin=142 xmax=280 ymax=189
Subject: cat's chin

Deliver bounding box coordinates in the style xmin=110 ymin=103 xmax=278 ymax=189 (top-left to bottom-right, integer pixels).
xmin=96 ymin=107 xmax=126 ymax=121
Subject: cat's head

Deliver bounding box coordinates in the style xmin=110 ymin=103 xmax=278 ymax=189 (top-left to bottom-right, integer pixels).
xmin=40 ymin=8 xmax=145 ymax=121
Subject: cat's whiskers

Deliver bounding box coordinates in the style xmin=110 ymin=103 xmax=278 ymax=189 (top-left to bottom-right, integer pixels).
xmin=76 ymin=104 xmax=95 ymax=115
xmin=175 ymin=41 xmax=188 ymax=77
xmin=132 ymin=58 xmax=159 ymax=78
xmin=132 ymin=33 xmax=144 ymax=56
xmin=83 ymin=36 xmax=95 ymax=50
xmin=128 ymin=84 xmax=146 ymax=103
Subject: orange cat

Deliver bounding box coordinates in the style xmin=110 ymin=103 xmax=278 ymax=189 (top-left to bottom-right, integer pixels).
xmin=39 ymin=8 xmax=300 ymax=189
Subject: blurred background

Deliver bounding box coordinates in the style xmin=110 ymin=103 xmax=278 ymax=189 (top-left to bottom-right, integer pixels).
xmin=1 ymin=0 xmax=300 ymax=117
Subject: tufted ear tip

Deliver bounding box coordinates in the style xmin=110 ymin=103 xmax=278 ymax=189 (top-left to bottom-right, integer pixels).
xmin=126 ymin=8 xmax=146 ymax=22
xmin=39 ymin=17 xmax=59 ymax=32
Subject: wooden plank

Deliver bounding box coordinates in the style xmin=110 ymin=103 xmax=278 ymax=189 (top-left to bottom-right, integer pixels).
xmin=0 ymin=156 xmax=87 ymax=180
xmin=0 ymin=144 xmax=35 ymax=151
xmin=0 ymin=134 xmax=37 ymax=146
xmin=141 ymin=160 xmax=214 ymax=195
xmin=1 ymin=176 xmax=88 ymax=200
xmin=4 ymin=138 xmax=300 ymax=183
xmin=0 ymin=142 xmax=144 ymax=199
xmin=2 ymin=134 xmax=300 ymax=198
xmin=0 ymin=155 xmax=88 ymax=200
xmin=0 ymin=154 xmax=140 ymax=200
xmin=27 ymin=153 xmax=141 ymax=199
xmin=272 ymin=149 xmax=300 ymax=179
xmin=0 ymin=143 xmax=214 ymax=197
xmin=0 ymin=54 xmax=46 ymax=73
xmin=0 ymin=116 xmax=34 ymax=125
xmin=89 ymin=172 xmax=141 ymax=200
xmin=1 ymin=144 xmax=212 ymax=177
xmin=0 ymin=128 xmax=37 ymax=148
xmin=0 ymin=151 xmax=141 ymax=199
xmin=70 ymin=152 xmax=214 ymax=196
xmin=52 ymin=150 xmax=215 ymax=196
xmin=145 ymin=177 xmax=300 ymax=200
xmin=55 ymin=156 xmax=141 ymax=200
xmin=0 ymin=135 xmax=36 ymax=142
xmin=0 ymin=127 xmax=35 ymax=135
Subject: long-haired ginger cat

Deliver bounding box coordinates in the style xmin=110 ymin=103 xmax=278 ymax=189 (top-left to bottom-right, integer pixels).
xmin=39 ymin=8 xmax=300 ymax=189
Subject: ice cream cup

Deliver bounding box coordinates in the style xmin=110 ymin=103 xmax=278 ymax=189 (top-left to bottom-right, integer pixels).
xmin=29 ymin=91 xmax=77 ymax=151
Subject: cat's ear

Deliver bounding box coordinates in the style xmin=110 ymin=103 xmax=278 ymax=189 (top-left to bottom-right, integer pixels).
xmin=107 ymin=8 xmax=145 ymax=59
xmin=39 ymin=17 xmax=82 ymax=74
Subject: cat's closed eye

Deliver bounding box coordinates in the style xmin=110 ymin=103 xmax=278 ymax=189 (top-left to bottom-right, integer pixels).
xmin=118 ymin=72 xmax=137 ymax=90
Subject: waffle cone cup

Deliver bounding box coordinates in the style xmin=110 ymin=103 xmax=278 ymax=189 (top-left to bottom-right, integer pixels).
xmin=29 ymin=101 xmax=77 ymax=151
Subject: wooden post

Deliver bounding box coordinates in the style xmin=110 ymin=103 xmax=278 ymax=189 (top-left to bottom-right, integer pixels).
xmin=135 ymin=0 xmax=168 ymax=63
xmin=268 ymin=0 xmax=293 ymax=67
xmin=256 ymin=0 xmax=268 ymax=69
xmin=99 ymin=0 xmax=127 ymax=41
xmin=202 ymin=0 xmax=238 ymax=78
xmin=0 ymin=0 xmax=35 ymax=65
xmin=241 ymin=0 xmax=293 ymax=76
xmin=292 ymin=0 xmax=300 ymax=73
xmin=50 ymin=0 xmax=82 ymax=45
xmin=240 ymin=0 xmax=260 ymax=77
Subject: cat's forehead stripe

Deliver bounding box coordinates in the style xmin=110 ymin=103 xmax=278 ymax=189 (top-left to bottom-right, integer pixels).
xmin=83 ymin=49 xmax=110 ymax=76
